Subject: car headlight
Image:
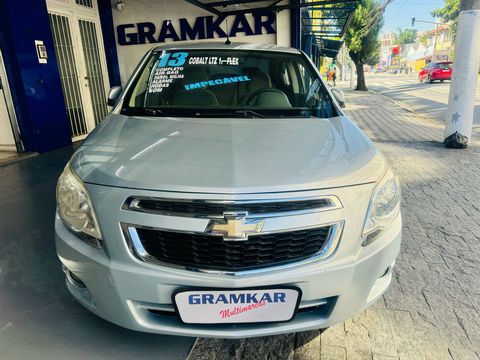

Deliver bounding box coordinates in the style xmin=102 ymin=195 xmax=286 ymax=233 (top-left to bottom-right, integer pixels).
xmin=362 ymin=169 xmax=401 ymax=245
xmin=56 ymin=163 xmax=102 ymax=248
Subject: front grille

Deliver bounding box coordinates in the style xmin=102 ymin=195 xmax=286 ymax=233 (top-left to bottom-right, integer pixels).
xmin=123 ymin=197 xmax=338 ymax=217
xmin=133 ymin=226 xmax=332 ymax=272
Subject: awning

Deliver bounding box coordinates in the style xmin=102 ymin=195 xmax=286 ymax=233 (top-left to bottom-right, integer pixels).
xmin=300 ymin=0 xmax=360 ymax=58
xmin=185 ymin=0 xmax=360 ymax=58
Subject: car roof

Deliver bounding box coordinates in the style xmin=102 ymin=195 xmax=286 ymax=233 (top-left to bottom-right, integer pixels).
xmin=152 ymin=42 xmax=302 ymax=54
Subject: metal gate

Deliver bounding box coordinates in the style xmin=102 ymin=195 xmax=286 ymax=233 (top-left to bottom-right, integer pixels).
xmin=47 ymin=0 xmax=109 ymax=141
xmin=78 ymin=19 xmax=108 ymax=126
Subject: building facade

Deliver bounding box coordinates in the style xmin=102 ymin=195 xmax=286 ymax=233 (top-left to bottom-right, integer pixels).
xmin=379 ymin=32 xmax=397 ymax=68
xmin=0 ymin=0 xmax=311 ymax=154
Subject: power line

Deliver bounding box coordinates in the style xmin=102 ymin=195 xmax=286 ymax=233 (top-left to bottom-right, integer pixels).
xmin=357 ymin=0 xmax=395 ymax=38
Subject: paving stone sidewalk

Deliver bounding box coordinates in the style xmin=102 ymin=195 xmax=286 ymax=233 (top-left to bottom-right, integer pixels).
xmin=188 ymin=91 xmax=480 ymax=360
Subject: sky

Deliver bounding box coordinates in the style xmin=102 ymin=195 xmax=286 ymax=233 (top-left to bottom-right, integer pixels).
xmin=382 ymin=0 xmax=445 ymax=34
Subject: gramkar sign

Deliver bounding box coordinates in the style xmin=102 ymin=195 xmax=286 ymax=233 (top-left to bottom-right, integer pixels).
xmin=117 ymin=12 xmax=276 ymax=46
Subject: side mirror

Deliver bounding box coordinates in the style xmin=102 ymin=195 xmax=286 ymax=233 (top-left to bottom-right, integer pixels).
xmin=331 ymin=88 xmax=346 ymax=108
xmin=107 ymin=86 xmax=122 ymax=107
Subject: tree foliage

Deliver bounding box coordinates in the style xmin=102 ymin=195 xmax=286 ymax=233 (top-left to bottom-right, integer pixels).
xmin=431 ymin=0 xmax=461 ymax=23
xmin=432 ymin=0 xmax=460 ymax=37
xmin=395 ymin=28 xmax=418 ymax=44
xmin=344 ymin=0 xmax=383 ymax=90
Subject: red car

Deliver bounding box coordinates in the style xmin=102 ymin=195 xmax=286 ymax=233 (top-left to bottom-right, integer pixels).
xmin=418 ymin=61 xmax=453 ymax=83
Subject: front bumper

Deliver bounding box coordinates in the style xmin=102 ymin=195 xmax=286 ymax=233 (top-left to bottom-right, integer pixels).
xmin=55 ymin=210 xmax=401 ymax=338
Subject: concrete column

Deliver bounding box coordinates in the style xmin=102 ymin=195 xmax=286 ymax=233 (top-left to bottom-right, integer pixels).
xmin=444 ymin=0 xmax=480 ymax=148
xmin=350 ymin=61 xmax=355 ymax=89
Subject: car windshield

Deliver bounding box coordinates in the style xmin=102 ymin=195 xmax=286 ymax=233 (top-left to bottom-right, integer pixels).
xmin=436 ymin=63 xmax=452 ymax=70
xmin=121 ymin=49 xmax=337 ymax=119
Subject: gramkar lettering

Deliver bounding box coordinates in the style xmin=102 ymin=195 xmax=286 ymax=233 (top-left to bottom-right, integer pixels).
xmin=117 ymin=12 xmax=276 ymax=46
xmin=188 ymin=291 xmax=286 ymax=305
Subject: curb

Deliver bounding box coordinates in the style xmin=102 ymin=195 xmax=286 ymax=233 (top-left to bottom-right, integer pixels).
xmin=0 ymin=152 xmax=38 ymax=167
xmin=367 ymin=88 xmax=416 ymax=114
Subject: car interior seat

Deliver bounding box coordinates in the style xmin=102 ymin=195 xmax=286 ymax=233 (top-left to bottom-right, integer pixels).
xmin=171 ymin=89 xmax=219 ymax=107
xmin=238 ymin=71 xmax=272 ymax=105
xmin=246 ymin=89 xmax=292 ymax=108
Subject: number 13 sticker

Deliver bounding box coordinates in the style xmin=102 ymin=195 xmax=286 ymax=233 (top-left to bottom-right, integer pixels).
xmin=158 ymin=52 xmax=188 ymax=67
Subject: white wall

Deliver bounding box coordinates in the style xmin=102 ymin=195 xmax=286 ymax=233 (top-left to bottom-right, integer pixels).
xmin=0 ymin=49 xmax=16 ymax=151
xmin=275 ymin=9 xmax=291 ymax=47
xmin=112 ymin=0 xmax=291 ymax=83
xmin=0 ymin=94 xmax=16 ymax=151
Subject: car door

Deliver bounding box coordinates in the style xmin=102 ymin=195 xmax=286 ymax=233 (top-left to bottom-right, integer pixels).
xmin=418 ymin=67 xmax=426 ymax=81
xmin=427 ymin=63 xmax=435 ymax=78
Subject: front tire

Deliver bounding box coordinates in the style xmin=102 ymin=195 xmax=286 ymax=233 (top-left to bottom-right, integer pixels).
xmin=428 ymin=75 xmax=433 ymax=84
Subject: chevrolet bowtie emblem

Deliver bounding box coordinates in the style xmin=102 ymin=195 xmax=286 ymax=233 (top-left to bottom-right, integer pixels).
xmin=206 ymin=212 xmax=264 ymax=241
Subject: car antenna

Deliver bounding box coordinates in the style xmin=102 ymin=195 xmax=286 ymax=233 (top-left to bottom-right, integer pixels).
xmin=225 ymin=17 xmax=231 ymax=45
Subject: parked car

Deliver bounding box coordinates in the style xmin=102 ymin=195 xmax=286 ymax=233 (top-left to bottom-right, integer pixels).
xmin=418 ymin=61 xmax=452 ymax=83
xmin=373 ymin=68 xmax=387 ymax=74
xmin=55 ymin=43 xmax=402 ymax=338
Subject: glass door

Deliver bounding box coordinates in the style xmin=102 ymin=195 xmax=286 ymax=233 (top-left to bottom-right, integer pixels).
xmin=47 ymin=0 xmax=109 ymax=141
xmin=49 ymin=12 xmax=90 ymax=139
xmin=78 ymin=18 xmax=108 ymax=126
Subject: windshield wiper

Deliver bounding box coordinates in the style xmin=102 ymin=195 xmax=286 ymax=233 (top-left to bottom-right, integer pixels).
xmin=234 ymin=110 xmax=265 ymax=118
xmin=142 ymin=107 xmax=165 ymax=116
xmin=122 ymin=107 xmax=164 ymax=116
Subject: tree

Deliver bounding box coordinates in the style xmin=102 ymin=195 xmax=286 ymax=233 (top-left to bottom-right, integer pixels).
xmin=344 ymin=0 xmax=383 ymax=91
xmin=395 ymin=28 xmax=418 ymax=44
xmin=418 ymin=33 xmax=428 ymax=46
xmin=432 ymin=0 xmax=461 ymax=37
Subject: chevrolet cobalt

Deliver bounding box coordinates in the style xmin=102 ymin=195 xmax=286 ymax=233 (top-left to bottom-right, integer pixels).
xmin=55 ymin=43 xmax=402 ymax=338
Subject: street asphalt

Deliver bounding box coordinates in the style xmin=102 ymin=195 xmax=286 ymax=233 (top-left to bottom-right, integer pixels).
xmin=0 ymin=149 xmax=195 ymax=359
xmin=365 ymin=73 xmax=480 ymax=126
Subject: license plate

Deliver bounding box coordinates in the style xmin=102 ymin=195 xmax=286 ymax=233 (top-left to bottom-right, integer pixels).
xmin=442 ymin=70 xmax=449 ymax=72
xmin=173 ymin=287 xmax=302 ymax=324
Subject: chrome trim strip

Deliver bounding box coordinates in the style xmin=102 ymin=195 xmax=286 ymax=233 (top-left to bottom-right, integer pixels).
xmin=298 ymin=298 xmax=328 ymax=309
xmin=65 ymin=269 xmax=87 ymax=289
xmin=122 ymin=195 xmax=343 ymax=219
xmin=121 ymin=221 xmax=344 ymax=277
xmin=137 ymin=299 xmax=326 ymax=313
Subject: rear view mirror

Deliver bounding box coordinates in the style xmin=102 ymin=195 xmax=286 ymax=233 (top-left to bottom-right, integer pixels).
xmin=331 ymin=88 xmax=346 ymax=108
xmin=107 ymin=86 xmax=122 ymax=107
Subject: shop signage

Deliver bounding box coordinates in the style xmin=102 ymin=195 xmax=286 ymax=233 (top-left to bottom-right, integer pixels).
xmin=117 ymin=11 xmax=276 ymax=46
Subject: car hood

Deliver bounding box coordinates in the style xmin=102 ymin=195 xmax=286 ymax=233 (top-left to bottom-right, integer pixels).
xmin=71 ymin=114 xmax=386 ymax=194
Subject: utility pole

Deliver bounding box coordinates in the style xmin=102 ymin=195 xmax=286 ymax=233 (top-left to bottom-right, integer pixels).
xmin=432 ymin=22 xmax=439 ymax=60
xmin=444 ymin=0 xmax=480 ymax=148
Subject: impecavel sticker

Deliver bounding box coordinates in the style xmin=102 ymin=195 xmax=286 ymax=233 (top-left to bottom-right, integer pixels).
xmin=184 ymin=75 xmax=251 ymax=91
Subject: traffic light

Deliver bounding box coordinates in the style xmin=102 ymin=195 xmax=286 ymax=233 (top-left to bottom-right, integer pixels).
xmin=411 ymin=17 xmax=416 ymax=26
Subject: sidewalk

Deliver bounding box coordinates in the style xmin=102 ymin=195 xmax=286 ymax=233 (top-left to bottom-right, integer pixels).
xmin=188 ymin=91 xmax=480 ymax=359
